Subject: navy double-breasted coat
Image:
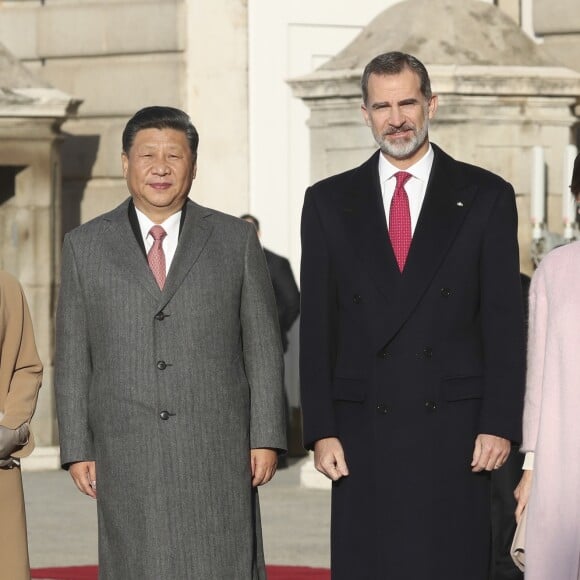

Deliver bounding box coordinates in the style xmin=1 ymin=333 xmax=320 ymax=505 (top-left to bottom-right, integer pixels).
xmin=300 ymin=145 xmax=526 ymax=580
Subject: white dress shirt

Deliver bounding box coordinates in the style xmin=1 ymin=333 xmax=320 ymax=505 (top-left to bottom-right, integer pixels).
xmin=135 ymin=207 xmax=182 ymax=275
xmin=379 ymin=144 xmax=434 ymax=234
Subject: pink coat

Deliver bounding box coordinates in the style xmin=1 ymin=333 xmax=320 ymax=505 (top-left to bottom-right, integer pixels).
xmin=522 ymin=241 xmax=580 ymax=580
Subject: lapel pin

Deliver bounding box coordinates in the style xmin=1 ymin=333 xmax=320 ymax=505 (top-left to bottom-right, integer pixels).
xmin=456 ymin=201 xmax=464 ymax=207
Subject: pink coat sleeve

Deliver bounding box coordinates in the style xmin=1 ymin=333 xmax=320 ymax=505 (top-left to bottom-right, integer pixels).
xmin=521 ymin=265 xmax=548 ymax=453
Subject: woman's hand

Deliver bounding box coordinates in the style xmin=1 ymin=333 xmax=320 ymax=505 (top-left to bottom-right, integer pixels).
xmin=514 ymin=469 xmax=533 ymax=523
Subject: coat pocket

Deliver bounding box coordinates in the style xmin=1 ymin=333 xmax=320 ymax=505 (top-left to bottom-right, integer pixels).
xmin=331 ymin=377 xmax=367 ymax=402
xmin=442 ymin=376 xmax=484 ymax=401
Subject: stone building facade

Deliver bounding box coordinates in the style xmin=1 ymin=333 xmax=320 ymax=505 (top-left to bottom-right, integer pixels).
xmin=0 ymin=0 xmax=579 ymax=457
xmin=291 ymin=0 xmax=580 ymax=278
xmin=1 ymin=40 xmax=79 ymax=454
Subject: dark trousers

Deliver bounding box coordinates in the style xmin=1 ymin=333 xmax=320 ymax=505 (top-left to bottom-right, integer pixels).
xmin=490 ymin=445 xmax=524 ymax=580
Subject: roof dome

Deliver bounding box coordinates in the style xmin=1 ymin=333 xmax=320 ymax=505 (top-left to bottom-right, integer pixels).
xmin=321 ymin=0 xmax=552 ymax=72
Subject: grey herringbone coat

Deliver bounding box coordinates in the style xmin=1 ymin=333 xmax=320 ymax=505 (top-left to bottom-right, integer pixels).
xmin=55 ymin=199 xmax=286 ymax=580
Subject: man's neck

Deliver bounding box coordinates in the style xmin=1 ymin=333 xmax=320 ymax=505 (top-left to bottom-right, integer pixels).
xmin=133 ymin=202 xmax=186 ymax=225
xmin=381 ymin=140 xmax=430 ymax=171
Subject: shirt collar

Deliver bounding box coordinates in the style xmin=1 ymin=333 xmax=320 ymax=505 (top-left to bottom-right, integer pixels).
xmin=134 ymin=207 xmax=182 ymax=241
xmin=378 ymin=143 xmax=434 ymax=186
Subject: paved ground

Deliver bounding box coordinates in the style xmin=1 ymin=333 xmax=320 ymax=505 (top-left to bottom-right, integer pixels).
xmin=22 ymin=456 xmax=331 ymax=570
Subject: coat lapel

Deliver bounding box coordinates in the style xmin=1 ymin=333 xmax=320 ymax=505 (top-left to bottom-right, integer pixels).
xmin=158 ymin=200 xmax=213 ymax=309
xmin=101 ymin=198 xmax=214 ymax=305
xmin=102 ymin=199 xmax=161 ymax=300
xmin=379 ymin=144 xmax=477 ymax=345
xmin=341 ymin=151 xmax=403 ymax=300
xmin=341 ymin=147 xmax=477 ymax=349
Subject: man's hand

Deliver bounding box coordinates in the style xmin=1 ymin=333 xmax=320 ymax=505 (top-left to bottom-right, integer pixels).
xmin=314 ymin=437 xmax=349 ymax=481
xmin=514 ymin=469 xmax=533 ymax=523
xmin=471 ymin=433 xmax=511 ymax=472
xmin=251 ymin=448 xmax=278 ymax=487
xmin=69 ymin=461 xmax=97 ymax=499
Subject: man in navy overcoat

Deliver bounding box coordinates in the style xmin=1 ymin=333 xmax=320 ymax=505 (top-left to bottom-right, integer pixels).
xmin=299 ymin=52 xmax=526 ymax=580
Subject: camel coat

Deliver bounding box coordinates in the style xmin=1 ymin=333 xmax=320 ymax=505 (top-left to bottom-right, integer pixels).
xmin=522 ymin=241 xmax=580 ymax=580
xmin=0 ymin=271 xmax=43 ymax=580
xmin=55 ymin=199 xmax=286 ymax=579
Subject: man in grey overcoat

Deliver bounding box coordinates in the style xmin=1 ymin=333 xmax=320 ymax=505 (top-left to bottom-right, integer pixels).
xmin=55 ymin=106 xmax=287 ymax=579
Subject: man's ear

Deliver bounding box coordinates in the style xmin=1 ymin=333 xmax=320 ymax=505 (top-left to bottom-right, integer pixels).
xmin=192 ymin=162 xmax=197 ymax=179
xmin=361 ymin=104 xmax=371 ymax=127
xmin=121 ymin=152 xmax=129 ymax=178
xmin=428 ymin=95 xmax=438 ymax=119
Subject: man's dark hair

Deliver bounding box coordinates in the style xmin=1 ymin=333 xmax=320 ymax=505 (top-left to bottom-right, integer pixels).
xmin=122 ymin=106 xmax=199 ymax=160
xmin=571 ymin=153 xmax=580 ymax=198
xmin=240 ymin=214 xmax=260 ymax=231
xmin=361 ymin=51 xmax=432 ymax=105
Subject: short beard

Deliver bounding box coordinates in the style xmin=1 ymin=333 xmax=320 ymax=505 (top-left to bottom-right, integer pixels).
xmin=375 ymin=118 xmax=429 ymax=160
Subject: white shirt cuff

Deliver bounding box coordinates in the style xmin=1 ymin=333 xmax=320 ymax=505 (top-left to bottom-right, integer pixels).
xmin=522 ymin=451 xmax=535 ymax=470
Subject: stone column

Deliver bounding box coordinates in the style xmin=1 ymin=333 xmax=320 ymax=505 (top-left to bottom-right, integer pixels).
xmin=0 ymin=89 xmax=80 ymax=468
xmin=290 ymin=64 xmax=580 ymax=488
xmin=291 ymin=65 xmax=580 ymax=275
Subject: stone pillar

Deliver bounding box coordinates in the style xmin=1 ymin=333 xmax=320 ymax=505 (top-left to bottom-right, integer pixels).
xmin=289 ymin=0 xmax=580 ymax=488
xmin=0 ymin=88 xmax=80 ymax=467
xmin=291 ymin=66 xmax=580 ymax=275
xmin=0 ymin=119 xmax=60 ymax=449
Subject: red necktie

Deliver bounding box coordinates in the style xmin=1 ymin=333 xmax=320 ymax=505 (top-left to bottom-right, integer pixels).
xmin=389 ymin=171 xmax=412 ymax=272
xmin=148 ymin=225 xmax=167 ymax=289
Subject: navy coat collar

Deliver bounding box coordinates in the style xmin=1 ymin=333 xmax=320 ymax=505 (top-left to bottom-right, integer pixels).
xmin=341 ymin=144 xmax=476 ymax=347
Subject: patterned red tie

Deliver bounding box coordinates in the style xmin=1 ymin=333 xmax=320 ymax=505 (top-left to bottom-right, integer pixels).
xmin=389 ymin=171 xmax=412 ymax=272
xmin=148 ymin=225 xmax=167 ymax=289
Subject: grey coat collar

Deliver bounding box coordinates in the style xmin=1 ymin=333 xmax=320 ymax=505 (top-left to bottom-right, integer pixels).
xmin=101 ymin=198 xmax=214 ymax=307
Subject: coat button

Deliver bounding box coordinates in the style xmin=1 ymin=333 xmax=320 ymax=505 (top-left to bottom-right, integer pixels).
xmin=353 ymin=294 xmax=362 ymax=304
xmin=376 ymin=403 xmax=388 ymax=415
xmin=159 ymin=411 xmax=170 ymax=420
xmin=157 ymin=360 xmax=167 ymax=370
xmin=378 ymin=349 xmax=391 ymax=359
xmin=440 ymin=287 xmax=452 ymax=298
xmin=155 ymin=312 xmax=166 ymax=321
xmin=424 ymin=401 xmax=437 ymax=411
xmin=415 ymin=347 xmax=433 ymax=359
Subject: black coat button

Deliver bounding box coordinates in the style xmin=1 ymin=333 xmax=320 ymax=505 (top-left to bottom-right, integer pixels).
xmin=159 ymin=411 xmax=170 ymax=420
xmin=353 ymin=294 xmax=362 ymax=304
xmin=424 ymin=401 xmax=437 ymax=411
xmin=440 ymin=288 xmax=452 ymax=298
xmin=155 ymin=312 xmax=166 ymax=321
xmin=157 ymin=360 xmax=167 ymax=370
xmin=415 ymin=347 xmax=433 ymax=359
xmin=378 ymin=349 xmax=391 ymax=359
xmin=376 ymin=403 xmax=388 ymax=414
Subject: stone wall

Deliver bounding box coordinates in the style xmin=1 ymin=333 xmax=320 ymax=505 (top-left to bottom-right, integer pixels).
xmin=0 ymin=0 xmax=249 ymax=452
xmin=0 ymin=0 xmax=250 ymax=231
xmin=534 ymin=0 xmax=580 ymax=73
xmin=1 ymin=0 xmax=580 ymax=456
xmin=0 ymin=117 xmax=65 ymax=447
